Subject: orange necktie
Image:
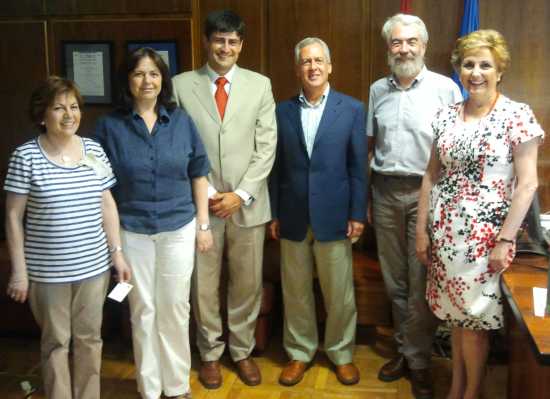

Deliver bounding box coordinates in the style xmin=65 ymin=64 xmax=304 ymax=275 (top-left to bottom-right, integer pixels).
xmin=215 ymin=77 xmax=228 ymax=120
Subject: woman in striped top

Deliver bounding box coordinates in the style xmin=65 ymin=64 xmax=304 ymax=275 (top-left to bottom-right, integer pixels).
xmin=4 ymin=76 xmax=131 ymax=399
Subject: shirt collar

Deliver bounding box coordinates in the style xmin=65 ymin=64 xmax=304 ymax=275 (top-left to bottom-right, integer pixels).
xmin=388 ymin=65 xmax=427 ymax=89
xmin=298 ymin=84 xmax=330 ymax=108
xmin=130 ymin=104 xmax=170 ymax=124
xmin=206 ymin=63 xmax=237 ymax=85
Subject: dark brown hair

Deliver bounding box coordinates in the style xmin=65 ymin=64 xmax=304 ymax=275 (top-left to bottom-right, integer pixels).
xmin=118 ymin=47 xmax=175 ymax=111
xmin=29 ymin=76 xmax=83 ymax=133
xmin=204 ymin=10 xmax=245 ymax=40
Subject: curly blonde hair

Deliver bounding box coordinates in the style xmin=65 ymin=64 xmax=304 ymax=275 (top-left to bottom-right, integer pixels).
xmin=450 ymin=29 xmax=510 ymax=74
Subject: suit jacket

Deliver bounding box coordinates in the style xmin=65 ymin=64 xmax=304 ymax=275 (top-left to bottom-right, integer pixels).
xmin=269 ymin=89 xmax=367 ymax=242
xmin=172 ymin=65 xmax=277 ymax=227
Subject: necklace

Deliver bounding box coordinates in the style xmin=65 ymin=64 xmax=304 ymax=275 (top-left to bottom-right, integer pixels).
xmin=39 ymin=135 xmax=80 ymax=165
xmin=462 ymin=92 xmax=500 ymax=122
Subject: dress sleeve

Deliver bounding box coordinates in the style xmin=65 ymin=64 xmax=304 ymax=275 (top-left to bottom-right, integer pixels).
xmin=509 ymin=103 xmax=545 ymax=149
xmin=3 ymin=147 xmax=31 ymax=194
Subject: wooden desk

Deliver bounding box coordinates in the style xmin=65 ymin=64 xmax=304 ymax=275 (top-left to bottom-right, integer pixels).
xmin=502 ymin=259 xmax=550 ymax=398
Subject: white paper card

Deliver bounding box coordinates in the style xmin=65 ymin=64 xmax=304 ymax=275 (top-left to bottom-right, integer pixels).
xmin=73 ymin=51 xmax=105 ymax=96
xmin=108 ymin=282 xmax=133 ymax=302
xmin=532 ymin=287 xmax=547 ymax=317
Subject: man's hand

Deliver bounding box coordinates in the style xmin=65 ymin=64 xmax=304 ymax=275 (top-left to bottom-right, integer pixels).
xmin=347 ymin=220 xmax=364 ymax=240
xmin=209 ymin=192 xmax=243 ymax=219
xmin=268 ymin=219 xmax=280 ymax=240
xmin=415 ymin=231 xmax=432 ymax=267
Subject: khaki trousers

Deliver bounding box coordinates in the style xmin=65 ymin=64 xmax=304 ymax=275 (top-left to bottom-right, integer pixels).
xmin=280 ymin=228 xmax=357 ymax=365
xmin=122 ymin=221 xmax=196 ymax=399
xmin=192 ymin=217 xmax=265 ymax=361
xmin=29 ymin=271 xmax=110 ymax=399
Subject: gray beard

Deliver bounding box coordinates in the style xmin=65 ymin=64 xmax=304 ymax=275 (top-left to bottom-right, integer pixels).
xmin=388 ymin=53 xmax=424 ymax=79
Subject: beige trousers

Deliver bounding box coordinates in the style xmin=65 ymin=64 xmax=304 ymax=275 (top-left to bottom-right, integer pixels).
xmin=192 ymin=218 xmax=265 ymax=361
xmin=29 ymin=271 xmax=110 ymax=399
xmin=280 ymin=228 xmax=357 ymax=365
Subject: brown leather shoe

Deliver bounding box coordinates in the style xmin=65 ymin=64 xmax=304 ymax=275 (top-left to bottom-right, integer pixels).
xmin=335 ymin=363 xmax=360 ymax=385
xmin=378 ymin=355 xmax=408 ymax=382
xmin=409 ymin=368 xmax=433 ymax=399
xmin=235 ymin=357 xmax=261 ymax=386
xmin=279 ymin=360 xmax=308 ymax=386
xmin=198 ymin=360 xmax=222 ymax=389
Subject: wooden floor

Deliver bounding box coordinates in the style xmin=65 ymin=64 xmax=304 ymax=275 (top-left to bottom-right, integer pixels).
xmin=0 ymin=328 xmax=507 ymax=399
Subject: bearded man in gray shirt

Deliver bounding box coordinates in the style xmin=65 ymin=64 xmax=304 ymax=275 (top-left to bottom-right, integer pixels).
xmin=367 ymin=13 xmax=462 ymax=399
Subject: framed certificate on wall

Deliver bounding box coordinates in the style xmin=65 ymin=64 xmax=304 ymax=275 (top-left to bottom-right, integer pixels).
xmin=62 ymin=41 xmax=113 ymax=104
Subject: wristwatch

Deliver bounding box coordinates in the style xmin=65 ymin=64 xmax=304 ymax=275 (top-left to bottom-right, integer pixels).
xmin=110 ymin=245 xmax=123 ymax=254
xmin=198 ymin=223 xmax=211 ymax=231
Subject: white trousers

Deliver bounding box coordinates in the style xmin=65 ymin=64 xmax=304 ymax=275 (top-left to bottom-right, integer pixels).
xmin=121 ymin=220 xmax=196 ymax=399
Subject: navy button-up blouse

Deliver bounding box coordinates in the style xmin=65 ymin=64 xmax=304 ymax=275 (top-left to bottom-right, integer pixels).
xmin=93 ymin=106 xmax=210 ymax=234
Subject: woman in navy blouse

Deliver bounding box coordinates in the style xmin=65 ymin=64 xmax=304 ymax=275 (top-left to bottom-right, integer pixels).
xmin=94 ymin=48 xmax=212 ymax=399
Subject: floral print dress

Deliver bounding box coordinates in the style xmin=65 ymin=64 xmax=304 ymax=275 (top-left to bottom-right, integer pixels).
xmin=427 ymin=95 xmax=544 ymax=330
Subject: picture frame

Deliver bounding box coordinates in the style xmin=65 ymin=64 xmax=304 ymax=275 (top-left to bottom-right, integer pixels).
xmin=62 ymin=41 xmax=113 ymax=104
xmin=127 ymin=40 xmax=179 ymax=76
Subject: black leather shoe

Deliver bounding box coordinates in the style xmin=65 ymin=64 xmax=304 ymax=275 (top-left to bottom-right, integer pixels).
xmin=378 ymin=355 xmax=408 ymax=382
xmin=409 ymin=368 xmax=433 ymax=399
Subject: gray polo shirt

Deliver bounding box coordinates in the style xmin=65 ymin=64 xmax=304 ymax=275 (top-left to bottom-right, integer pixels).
xmin=367 ymin=66 xmax=462 ymax=177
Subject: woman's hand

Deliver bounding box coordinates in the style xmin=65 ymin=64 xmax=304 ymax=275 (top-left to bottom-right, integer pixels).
xmin=197 ymin=230 xmax=213 ymax=253
xmin=112 ymin=253 xmax=132 ymax=283
xmin=416 ymin=231 xmax=432 ymax=267
xmin=7 ymin=272 xmax=29 ymax=303
xmin=488 ymin=241 xmax=515 ymax=273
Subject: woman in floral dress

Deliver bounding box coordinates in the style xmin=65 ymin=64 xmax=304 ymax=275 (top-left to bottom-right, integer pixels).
xmin=416 ymin=30 xmax=544 ymax=399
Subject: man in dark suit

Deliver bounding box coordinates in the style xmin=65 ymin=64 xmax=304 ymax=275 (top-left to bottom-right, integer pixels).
xmin=269 ymin=37 xmax=367 ymax=387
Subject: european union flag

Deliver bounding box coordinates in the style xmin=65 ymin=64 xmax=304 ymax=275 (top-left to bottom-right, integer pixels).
xmin=452 ymin=0 xmax=480 ymax=99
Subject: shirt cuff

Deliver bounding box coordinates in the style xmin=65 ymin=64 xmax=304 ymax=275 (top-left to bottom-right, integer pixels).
xmin=235 ymin=189 xmax=254 ymax=206
xmin=207 ymin=184 xmax=217 ymax=199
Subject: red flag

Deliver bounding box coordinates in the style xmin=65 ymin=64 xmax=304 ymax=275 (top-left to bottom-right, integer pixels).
xmin=400 ymin=0 xmax=412 ymax=13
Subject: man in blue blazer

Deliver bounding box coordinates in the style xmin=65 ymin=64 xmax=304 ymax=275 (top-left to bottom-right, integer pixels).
xmin=269 ymin=37 xmax=367 ymax=387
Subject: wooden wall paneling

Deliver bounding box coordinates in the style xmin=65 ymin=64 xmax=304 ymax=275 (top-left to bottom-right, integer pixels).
xmin=196 ymin=0 xmax=266 ymax=73
xmin=0 ymin=21 xmax=48 ymax=160
xmin=45 ymin=0 xmax=192 ymax=16
xmin=191 ymin=0 xmax=202 ymax=68
xmin=268 ymin=0 xmax=365 ymax=102
xmin=0 ymin=21 xmax=48 ymax=236
xmin=409 ymin=0 xmax=462 ymax=77
xmin=326 ymin=0 xmax=366 ymax=102
xmin=50 ymin=18 xmax=193 ymax=135
xmin=368 ymin=0 xmax=399 ymax=85
xmin=479 ymin=0 xmax=550 ymax=210
xmin=0 ymin=0 xmax=43 ymax=17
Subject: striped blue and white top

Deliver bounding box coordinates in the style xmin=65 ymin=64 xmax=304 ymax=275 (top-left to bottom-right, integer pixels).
xmin=4 ymin=137 xmax=116 ymax=283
